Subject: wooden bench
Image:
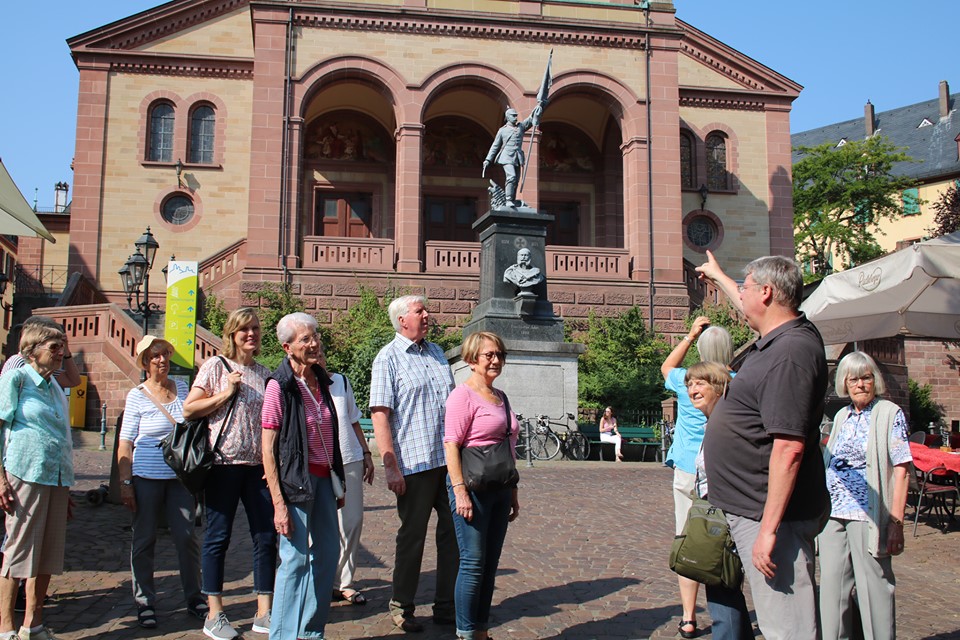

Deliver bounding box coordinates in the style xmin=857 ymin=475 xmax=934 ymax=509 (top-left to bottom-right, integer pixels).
xmin=579 ymin=423 xmax=663 ymax=462
xmin=358 ymin=417 xmax=375 ymax=443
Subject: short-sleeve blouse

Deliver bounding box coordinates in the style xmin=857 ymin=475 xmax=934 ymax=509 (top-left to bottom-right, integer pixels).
xmin=192 ymin=356 xmax=270 ymax=465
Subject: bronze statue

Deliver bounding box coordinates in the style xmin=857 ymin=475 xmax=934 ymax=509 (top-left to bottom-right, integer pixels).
xmin=483 ymin=106 xmax=543 ymax=208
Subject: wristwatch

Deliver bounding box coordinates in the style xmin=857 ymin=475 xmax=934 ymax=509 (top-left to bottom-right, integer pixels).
xmin=121 ymin=479 xmax=133 ymax=486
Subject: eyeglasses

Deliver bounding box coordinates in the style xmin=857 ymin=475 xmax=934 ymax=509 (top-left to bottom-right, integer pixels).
xmin=479 ymin=351 xmax=506 ymax=361
xmin=737 ymin=282 xmax=766 ymax=293
xmin=43 ymin=342 xmax=65 ymax=353
xmin=847 ymin=374 xmax=874 ymax=385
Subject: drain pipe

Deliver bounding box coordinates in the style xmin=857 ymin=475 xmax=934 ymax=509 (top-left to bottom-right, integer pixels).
xmin=643 ymin=5 xmax=655 ymax=330
xmin=279 ymin=8 xmax=295 ymax=282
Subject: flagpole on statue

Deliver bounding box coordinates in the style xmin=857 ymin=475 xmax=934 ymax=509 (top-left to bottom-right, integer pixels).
xmin=518 ymin=50 xmax=553 ymax=196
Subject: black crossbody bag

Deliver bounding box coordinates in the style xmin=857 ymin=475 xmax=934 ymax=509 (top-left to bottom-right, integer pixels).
xmin=459 ymin=391 xmax=519 ymax=492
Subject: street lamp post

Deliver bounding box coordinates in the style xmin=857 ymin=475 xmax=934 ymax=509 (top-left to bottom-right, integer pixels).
xmin=118 ymin=227 xmax=162 ymax=340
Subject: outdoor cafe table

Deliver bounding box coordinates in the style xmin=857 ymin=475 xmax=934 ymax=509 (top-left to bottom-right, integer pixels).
xmin=909 ymin=442 xmax=960 ymax=474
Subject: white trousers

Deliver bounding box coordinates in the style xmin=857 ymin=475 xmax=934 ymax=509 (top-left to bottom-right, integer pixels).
xmin=335 ymin=460 xmax=366 ymax=591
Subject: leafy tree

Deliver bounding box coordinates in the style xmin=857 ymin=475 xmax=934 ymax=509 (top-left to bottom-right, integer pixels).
xmin=927 ymin=180 xmax=960 ymax=238
xmin=200 ymin=292 xmax=229 ymax=338
xmin=575 ymin=306 xmax=670 ymax=413
xmin=793 ymin=136 xmax=916 ymax=280
xmin=256 ymin=284 xmax=307 ymax=369
xmin=908 ymin=379 xmax=944 ymax=432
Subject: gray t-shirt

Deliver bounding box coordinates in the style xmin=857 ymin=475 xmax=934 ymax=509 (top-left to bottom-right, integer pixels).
xmin=702 ymin=315 xmax=830 ymax=522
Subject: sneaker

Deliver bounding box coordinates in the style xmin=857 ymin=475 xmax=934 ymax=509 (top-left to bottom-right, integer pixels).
xmin=203 ymin=612 xmax=239 ymax=640
xmin=251 ymin=612 xmax=271 ymax=634
xmin=17 ymin=626 xmax=58 ymax=640
xmin=0 ymin=632 xmax=19 ymax=640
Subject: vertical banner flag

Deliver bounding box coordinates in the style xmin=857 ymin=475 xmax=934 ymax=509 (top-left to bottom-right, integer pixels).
xmin=164 ymin=261 xmax=199 ymax=377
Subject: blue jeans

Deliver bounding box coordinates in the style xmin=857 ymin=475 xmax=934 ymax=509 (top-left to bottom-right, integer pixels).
xmin=705 ymin=583 xmax=753 ymax=640
xmin=270 ymin=474 xmax=338 ymax=640
xmin=447 ymin=481 xmax=513 ymax=639
xmin=202 ymin=464 xmax=277 ymax=595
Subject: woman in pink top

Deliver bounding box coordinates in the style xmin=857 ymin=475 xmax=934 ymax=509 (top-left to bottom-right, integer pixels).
xmin=444 ymin=331 xmax=520 ymax=640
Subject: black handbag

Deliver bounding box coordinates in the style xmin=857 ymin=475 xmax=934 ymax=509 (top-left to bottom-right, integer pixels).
xmin=151 ymin=356 xmax=239 ymax=495
xmin=459 ymin=392 xmax=519 ymax=492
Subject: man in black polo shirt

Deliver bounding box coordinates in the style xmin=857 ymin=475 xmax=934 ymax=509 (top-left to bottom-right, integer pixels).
xmin=696 ymin=251 xmax=829 ymax=640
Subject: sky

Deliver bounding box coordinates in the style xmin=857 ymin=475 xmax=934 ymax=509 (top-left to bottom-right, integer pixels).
xmin=0 ymin=0 xmax=955 ymax=210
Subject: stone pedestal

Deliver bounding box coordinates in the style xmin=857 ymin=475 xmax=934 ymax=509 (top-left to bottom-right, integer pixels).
xmin=450 ymin=206 xmax=584 ymax=419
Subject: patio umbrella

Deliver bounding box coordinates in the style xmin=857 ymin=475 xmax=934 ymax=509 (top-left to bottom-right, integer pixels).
xmin=0 ymin=159 xmax=55 ymax=241
xmin=800 ymin=231 xmax=960 ymax=344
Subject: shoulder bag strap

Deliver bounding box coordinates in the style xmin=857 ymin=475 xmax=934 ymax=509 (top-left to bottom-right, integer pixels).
xmin=499 ymin=390 xmax=512 ymax=438
xmin=137 ymin=384 xmax=178 ymax=426
xmin=297 ymin=377 xmax=335 ymax=465
xmin=209 ymin=356 xmax=240 ymax=454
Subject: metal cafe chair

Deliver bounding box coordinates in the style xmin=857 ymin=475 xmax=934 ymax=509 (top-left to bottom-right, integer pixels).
xmin=911 ymin=464 xmax=960 ymax=537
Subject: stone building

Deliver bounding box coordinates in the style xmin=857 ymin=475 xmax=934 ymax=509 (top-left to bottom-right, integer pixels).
xmin=41 ymin=0 xmax=802 ymax=425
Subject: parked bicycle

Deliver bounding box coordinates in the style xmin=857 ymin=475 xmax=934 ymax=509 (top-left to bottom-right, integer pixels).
xmin=544 ymin=413 xmax=591 ymax=461
xmin=515 ymin=414 xmax=561 ymax=461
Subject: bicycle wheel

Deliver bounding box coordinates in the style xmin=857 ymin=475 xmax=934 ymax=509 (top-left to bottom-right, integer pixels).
xmin=531 ymin=431 xmax=561 ymax=461
xmin=566 ymin=431 xmax=590 ymax=461
xmin=515 ymin=432 xmax=528 ymax=459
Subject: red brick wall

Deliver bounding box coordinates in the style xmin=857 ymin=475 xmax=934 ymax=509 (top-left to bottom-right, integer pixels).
xmin=904 ymin=338 xmax=960 ymax=431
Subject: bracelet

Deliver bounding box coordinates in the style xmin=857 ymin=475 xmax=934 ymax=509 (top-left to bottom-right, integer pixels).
xmin=63 ymin=355 xmax=73 ymax=359
xmin=451 ymin=482 xmax=465 ymax=488
xmin=682 ymin=336 xmax=693 ymax=342
xmin=362 ymin=451 xmax=372 ymax=456
xmin=890 ymin=516 xmax=903 ymax=526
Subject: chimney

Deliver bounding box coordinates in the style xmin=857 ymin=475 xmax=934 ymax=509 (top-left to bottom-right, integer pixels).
xmin=54 ymin=182 xmax=69 ymax=213
xmin=864 ymin=100 xmax=875 ymax=137
xmin=940 ymin=80 xmax=950 ymax=118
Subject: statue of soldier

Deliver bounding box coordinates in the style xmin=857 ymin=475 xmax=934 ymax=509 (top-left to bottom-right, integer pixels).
xmin=483 ymin=105 xmax=543 ymax=208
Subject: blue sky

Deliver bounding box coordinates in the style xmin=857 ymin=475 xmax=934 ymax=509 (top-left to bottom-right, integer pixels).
xmin=0 ymin=0 xmax=954 ymax=209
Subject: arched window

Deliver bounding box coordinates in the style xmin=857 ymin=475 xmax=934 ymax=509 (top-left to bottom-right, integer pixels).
xmin=705 ymin=132 xmax=728 ymax=190
xmin=679 ymin=131 xmax=695 ymax=189
xmin=189 ymin=105 xmax=215 ymax=164
xmin=147 ymin=102 xmax=175 ymax=162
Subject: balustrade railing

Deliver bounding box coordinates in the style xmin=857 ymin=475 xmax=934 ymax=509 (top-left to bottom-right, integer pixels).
xmin=15 ymin=264 xmax=70 ymax=296
xmin=198 ymin=239 xmax=246 ymax=290
xmin=303 ymin=236 xmax=394 ymax=270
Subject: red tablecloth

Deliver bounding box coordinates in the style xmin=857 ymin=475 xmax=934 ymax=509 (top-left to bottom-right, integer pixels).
xmin=910 ymin=442 xmax=960 ymax=474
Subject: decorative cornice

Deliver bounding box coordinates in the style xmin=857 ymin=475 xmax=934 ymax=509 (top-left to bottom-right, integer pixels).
xmin=679 ymin=92 xmax=765 ymax=112
xmin=74 ymin=50 xmax=253 ymax=80
xmin=679 ymin=41 xmax=765 ymax=92
xmin=69 ymin=0 xmax=249 ymax=52
xmin=293 ymin=12 xmax=653 ymax=50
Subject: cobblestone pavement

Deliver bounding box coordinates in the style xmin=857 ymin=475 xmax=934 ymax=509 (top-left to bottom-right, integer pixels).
xmin=37 ymin=431 xmax=960 ymax=639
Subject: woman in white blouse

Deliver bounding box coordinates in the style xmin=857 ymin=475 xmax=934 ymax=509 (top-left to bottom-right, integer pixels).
xmin=117 ymin=336 xmax=204 ymax=630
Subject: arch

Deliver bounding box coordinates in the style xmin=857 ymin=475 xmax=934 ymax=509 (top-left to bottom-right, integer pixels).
xmin=418 ymin=63 xmax=527 ymax=124
xmin=184 ymin=91 xmax=228 ymax=166
xmin=699 ymin=122 xmax=740 ymax=193
xmin=548 ymin=69 xmax=643 ymax=140
xmin=188 ymin=104 xmax=215 ymax=164
xmin=139 ymin=91 xmax=182 ymax=163
xmin=679 ymin=129 xmax=696 ymax=190
xmin=294 ymin=55 xmax=410 ymax=128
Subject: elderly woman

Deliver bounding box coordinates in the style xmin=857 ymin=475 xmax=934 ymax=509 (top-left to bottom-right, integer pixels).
xmin=660 ymin=316 xmax=734 ymax=639
xmin=183 ymin=308 xmax=276 ymax=639
xmin=117 ymin=336 xmax=204 ymax=630
xmin=0 ymin=322 xmax=73 ymax=640
xmin=262 ymin=313 xmax=344 ymax=640
xmin=819 ymin=352 xmax=912 ymax=640
xmin=686 ymin=362 xmax=752 ymax=640
xmin=444 ymin=331 xmax=520 ymax=640
xmin=319 ymin=348 xmax=375 ymax=607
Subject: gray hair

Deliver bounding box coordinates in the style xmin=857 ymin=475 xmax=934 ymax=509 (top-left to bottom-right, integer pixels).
xmin=697 ymin=326 xmax=734 ymax=366
xmin=276 ymin=312 xmax=318 ymax=345
xmin=744 ymin=255 xmax=803 ymax=311
xmin=388 ymin=295 xmax=427 ymax=332
xmin=835 ymin=351 xmax=886 ymax=397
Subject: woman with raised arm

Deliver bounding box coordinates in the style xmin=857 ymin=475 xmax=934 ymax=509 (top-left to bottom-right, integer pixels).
xmin=661 ymin=316 xmax=734 ymax=639
xmin=182 ymin=308 xmax=276 ymax=639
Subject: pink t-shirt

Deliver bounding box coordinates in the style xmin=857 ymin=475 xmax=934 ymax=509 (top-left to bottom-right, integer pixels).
xmin=262 ymin=378 xmax=335 ymax=471
xmin=444 ymin=384 xmax=519 ymax=451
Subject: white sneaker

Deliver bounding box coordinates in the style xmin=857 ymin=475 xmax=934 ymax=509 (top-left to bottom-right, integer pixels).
xmin=17 ymin=627 xmax=58 ymax=640
xmin=203 ymin=612 xmax=239 ymax=640
xmin=251 ymin=612 xmax=271 ymax=634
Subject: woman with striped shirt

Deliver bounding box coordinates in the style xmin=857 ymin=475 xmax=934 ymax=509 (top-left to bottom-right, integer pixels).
xmin=117 ymin=336 xmax=204 ymax=630
xmin=261 ymin=313 xmax=344 ymax=640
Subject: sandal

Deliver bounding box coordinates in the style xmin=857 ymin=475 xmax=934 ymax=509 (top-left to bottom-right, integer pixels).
xmin=137 ymin=607 xmax=158 ymax=629
xmin=678 ymin=619 xmax=698 ymax=639
xmin=340 ymin=588 xmax=367 ymax=605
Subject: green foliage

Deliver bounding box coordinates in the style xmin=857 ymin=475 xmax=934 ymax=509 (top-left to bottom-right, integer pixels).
xmin=793 ymin=136 xmax=917 ymax=279
xmin=682 ymin=303 xmax=754 ymax=367
xmin=908 ymin=379 xmax=944 ymax=431
xmin=256 ymin=284 xmax=307 ymax=370
xmin=575 ymin=306 xmax=670 ymax=413
xmin=927 ymin=181 xmax=960 ymax=238
xmin=200 ymin=292 xmax=228 ymax=338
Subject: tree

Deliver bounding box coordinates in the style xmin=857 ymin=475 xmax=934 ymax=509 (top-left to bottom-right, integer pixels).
xmin=793 ymin=136 xmax=916 ymax=280
xmin=683 ymin=302 xmax=754 ymax=366
xmin=927 ymin=181 xmax=960 ymax=238
xmin=575 ymin=306 xmax=670 ymax=413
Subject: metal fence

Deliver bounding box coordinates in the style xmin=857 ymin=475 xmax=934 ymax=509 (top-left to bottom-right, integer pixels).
xmin=15 ymin=264 xmax=70 ymax=297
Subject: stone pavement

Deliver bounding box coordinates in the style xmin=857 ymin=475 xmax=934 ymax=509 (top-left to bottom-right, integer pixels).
xmin=37 ymin=431 xmax=960 ymax=639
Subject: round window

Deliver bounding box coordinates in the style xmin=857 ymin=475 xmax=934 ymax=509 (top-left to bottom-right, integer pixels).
xmin=161 ymin=194 xmax=195 ymax=225
xmin=686 ymin=215 xmax=718 ymax=249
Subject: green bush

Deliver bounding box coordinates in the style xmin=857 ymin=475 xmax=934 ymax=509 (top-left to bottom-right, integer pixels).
xmin=575 ymin=306 xmax=670 ymax=413
xmin=908 ymin=379 xmax=944 ymax=432
xmin=683 ymin=302 xmax=754 ymax=367
xmin=200 ymin=292 xmax=229 ymax=338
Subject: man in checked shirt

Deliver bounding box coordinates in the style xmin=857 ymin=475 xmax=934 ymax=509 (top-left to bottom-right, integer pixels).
xmin=370 ymin=295 xmax=457 ymax=633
